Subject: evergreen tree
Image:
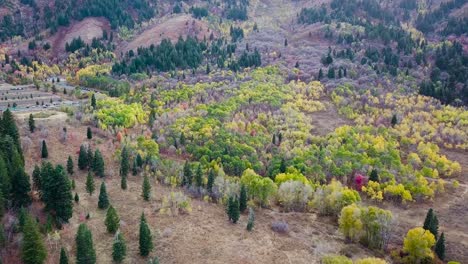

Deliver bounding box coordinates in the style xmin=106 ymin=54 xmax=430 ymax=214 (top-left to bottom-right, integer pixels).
xmin=45 ymin=165 xmax=73 ymax=223
xmin=132 ymin=159 xmax=138 ymax=176
xmin=87 ymin=147 xmax=94 ymax=170
xmin=112 ymin=233 xmax=127 ymax=263
xmin=87 ymin=127 xmax=92 ymax=140
xmin=207 ymin=169 xmax=215 ymax=193
xmin=2 ymin=109 xmax=21 ymax=148
xmin=142 ymin=175 xmax=151 ymax=201
xmin=67 ymin=156 xmax=74 ymax=176
xmin=120 ymin=147 xmax=129 ymax=177
xmin=86 ymin=172 xmax=95 ymax=195
xmin=75 ymin=224 xmax=96 ymax=264
xmin=318 ymin=68 xmax=323 ymax=80
xmin=41 ymin=140 xmax=48 ymax=158
xmin=327 ymin=67 xmax=335 ymax=78
xmin=0 ymin=156 xmax=10 ymax=202
xmin=183 ymin=161 xmax=192 ymax=186
xmin=369 ymin=169 xmax=379 ymax=182
xmin=136 ymin=154 xmax=144 ymax=168
xmin=28 ymin=114 xmax=35 ymax=133
xmin=435 ymin=232 xmax=445 ymax=260
xmin=91 ymin=94 xmax=96 ymax=109
xmin=0 ymin=190 xmax=4 ymax=218
xmin=59 ymin=247 xmax=69 ymax=264
xmin=139 ymin=213 xmax=153 ymax=256
xmin=423 ymin=208 xmax=438 ymax=238
xmin=121 ymin=173 xmax=127 ymax=190
xmin=32 ymin=164 xmax=41 ymax=190
xmin=195 ymin=164 xmax=203 ymax=187
xmin=74 ymin=193 xmax=79 ymax=203
xmin=246 ymin=207 xmax=255 ymax=231
xmin=391 ymin=114 xmax=398 ymax=127
xmin=78 ymin=145 xmax=88 ymax=170
xmin=98 ymin=182 xmax=109 ymax=209
xmin=279 ymin=158 xmax=286 ymax=173
xmin=71 ymin=179 xmax=76 ymax=190
xmin=226 ymin=196 xmax=240 ymax=224
xmin=11 ymin=169 xmax=31 ymax=208
xmin=105 ymin=205 xmax=120 ymax=233
xmin=21 ymin=214 xmax=47 ymax=264
xmin=93 ymin=150 xmax=105 ymax=178
xmin=239 ymin=185 xmax=247 ymax=213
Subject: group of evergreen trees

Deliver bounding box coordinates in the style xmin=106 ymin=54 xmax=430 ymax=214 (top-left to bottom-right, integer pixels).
xmin=423 ymin=208 xmax=446 ymax=261
xmin=78 ymin=145 xmax=105 ymax=177
xmin=415 ymin=0 xmax=466 ymax=33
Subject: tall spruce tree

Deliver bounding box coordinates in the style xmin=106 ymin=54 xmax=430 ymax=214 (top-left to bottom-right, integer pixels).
xmin=42 ymin=165 xmax=73 ymax=222
xmin=112 ymin=233 xmax=127 ymax=263
xmin=105 ymin=205 xmax=120 ymax=233
xmin=121 ymin=173 xmax=127 ymax=190
xmin=226 ymin=196 xmax=240 ymax=224
xmin=11 ymin=169 xmax=31 ymax=208
xmin=78 ymin=145 xmax=88 ymax=170
xmin=0 ymin=156 xmax=10 ymax=201
xmin=67 ymin=156 xmax=74 ymax=175
xmin=142 ymin=175 xmax=151 ymax=201
xmin=28 ymin=114 xmax=35 ymax=133
xmin=86 ymin=172 xmax=95 ymax=195
xmin=435 ymin=232 xmax=445 ymax=260
xmin=139 ymin=213 xmax=153 ymax=256
xmin=239 ymin=185 xmax=247 ymax=213
xmin=87 ymin=127 xmax=92 ymax=140
xmin=59 ymin=247 xmax=69 ymax=264
xmin=87 ymin=147 xmax=94 ymax=170
xmin=98 ymin=182 xmax=109 ymax=209
xmin=183 ymin=161 xmax=192 ymax=186
xmin=207 ymin=169 xmax=215 ymax=193
xmin=195 ymin=164 xmax=203 ymax=187
xmin=32 ymin=164 xmax=41 ymax=190
xmin=93 ymin=149 xmax=105 ymax=177
xmin=91 ymin=94 xmax=96 ymax=109
xmin=423 ymin=208 xmax=438 ymax=238
xmin=75 ymin=224 xmax=96 ymax=264
xmin=41 ymin=140 xmax=48 ymax=158
xmin=21 ymin=214 xmax=47 ymax=264
xmin=120 ymin=147 xmax=129 ymax=177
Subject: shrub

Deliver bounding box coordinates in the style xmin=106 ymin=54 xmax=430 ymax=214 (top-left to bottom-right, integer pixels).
xmin=271 ymin=221 xmax=289 ymax=234
xmin=312 ymin=180 xmax=360 ymax=216
xmin=161 ymin=192 xmax=192 ymax=216
xmin=321 ymin=255 xmax=352 ymax=264
xmin=241 ymin=169 xmax=277 ymax=206
xmin=277 ymin=180 xmax=313 ymax=211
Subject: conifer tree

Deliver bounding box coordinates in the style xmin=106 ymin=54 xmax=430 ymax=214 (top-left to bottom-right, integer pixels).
xmin=78 ymin=145 xmax=88 ymax=170
xmin=93 ymin=149 xmax=105 ymax=178
xmin=207 ymin=169 xmax=215 ymax=193
xmin=318 ymin=68 xmax=323 ymax=80
xmin=142 ymin=175 xmax=151 ymax=201
xmin=2 ymin=109 xmax=21 ymax=147
xmin=67 ymin=156 xmax=74 ymax=175
xmin=423 ymin=208 xmax=438 ymax=238
xmin=195 ymin=164 xmax=203 ymax=187
xmin=369 ymin=169 xmax=379 ymax=182
xmin=32 ymin=164 xmax=41 ymax=190
xmin=11 ymin=169 xmax=31 ymax=208
xmin=105 ymin=205 xmax=120 ymax=233
xmin=279 ymin=158 xmax=286 ymax=173
xmin=391 ymin=114 xmax=398 ymax=127
xmin=112 ymin=233 xmax=127 ymax=263
xmin=21 ymin=214 xmax=47 ymax=264
xmin=75 ymin=224 xmax=96 ymax=264
xmin=87 ymin=127 xmax=92 ymax=140
xmin=47 ymin=165 xmax=73 ymax=222
xmin=91 ymin=94 xmax=96 ymax=109
xmin=226 ymin=196 xmax=240 ymax=224
xmin=28 ymin=114 xmax=35 ymax=133
xmin=86 ymin=172 xmax=95 ymax=195
xmin=59 ymin=247 xmax=69 ymax=264
xmin=87 ymin=147 xmax=93 ymax=170
xmin=239 ymin=185 xmax=247 ymax=213
xmin=132 ymin=159 xmax=138 ymax=176
xmin=435 ymin=232 xmax=445 ymax=260
xmin=136 ymin=154 xmax=144 ymax=168
xmin=246 ymin=207 xmax=255 ymax=231
xmin=41 ymin=140 xmax=48 ymax=158
xmin=183 ymin=161 xmax=192 ymax=186
xmin=71 ymin=179 xmax=76 ymax=190
xmin=0 ymin=190 xmax=4 ymax=218
xmin=121 ymin=174 xmax=127 ymax=190
xmin=98 ymin=182 xmax=109 ymax=209
xmin=74 ymin=193 xmax=79 ymax=203
xmin=139 ymin=213 xmax=153 ymax=256
xmin=0 ymin=156 xmax=10 ymax=201
xmin=120 ymin=147 xmax=129 ymax=177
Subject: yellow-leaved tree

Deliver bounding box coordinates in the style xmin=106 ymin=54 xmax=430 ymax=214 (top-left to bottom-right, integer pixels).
xmin=403 ymin=227 xmax=436 ymax=263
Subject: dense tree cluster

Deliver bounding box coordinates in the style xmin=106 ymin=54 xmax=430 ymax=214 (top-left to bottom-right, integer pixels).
xmin=415 ymin=0 xmax=466 ymax=33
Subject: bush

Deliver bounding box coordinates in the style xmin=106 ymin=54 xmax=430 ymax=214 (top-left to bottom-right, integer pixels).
xmin=277 ymin=180 xmax=313 ymax=211
xmin=321 ymin=255 xmax=352 ymax=264
xmin=271 ymin=221 xmax=289 ymax=234
xmin=312 ymin=180 xmax=361 ymax=216
xmin=161 ymin=192 xmax=192 ymax=216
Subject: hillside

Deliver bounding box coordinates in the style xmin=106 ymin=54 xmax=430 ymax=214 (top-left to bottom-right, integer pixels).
xmin=0 ymin=0 xmax=467 ymax=264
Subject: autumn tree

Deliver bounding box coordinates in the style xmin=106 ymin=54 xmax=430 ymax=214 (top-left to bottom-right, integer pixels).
xmin=403 ymin=227 xmax=435 ymax=263
xmin=139 ymin=213 xmax=153 ymax=256
xmin=105 ymin=205 xmax=120 ymax=233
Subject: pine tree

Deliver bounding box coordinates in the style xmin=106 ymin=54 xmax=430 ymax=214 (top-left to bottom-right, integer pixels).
xmin=86 ymin=172 xmax=95 ymax=195
xmin=246 ymin=207 xmax=255 ymax=231
xmin=369 ymin=169 xmax=379 ymax=182
xmin=98 ymin=182 xmax=109 ymax=209
xmin=21 ymin=214 xmax=47 ymax=264
xmin=74 ymin=193 xmax=79 ymax=203
xmin=195 ymin=164 xmax=203 ymax=187
xmin=28 ymin=114 xmax=35 ymax=133
xmin=121 ymin=174 xmax=127 ymax=190
xmin=75 ymin=224 xmax=96 ymax=264
xmin=391 ymin=114 xmax=398 ymax=127
xmin=239 ymin=185 xmax=247 ymax=213
xmin=226 ymin=196 xmax=240 ymax=224
xmin=67 ymin=156 xmax=74 ymax=175
xmin=136 ymin=154 xmax=144 ymax=168
xmin=91 ymin=94 xmax=96 ymax=109
xmin=59 ymin=247 xmax=69 ymax=264
xmin=2 ymin=109 xmax=21 ymax=147
xmin=207 ymin=169 xmax=215 ymax=193
xmin=279 ymin=158 xmax=286 ymax=173
xmin=105 ymin=205 xmax=120 ymax=233
xmin=112 ymin=233 xmax=127 ymax=263
xmin=93 ymin=150 xmax=105 ymax=177
xmin=132 ymin=159 xmax=138 ymax=176
xmin=71 ymin=179 xmax=76 ymax=190
xmin=41 ymin=140 xmax=48 ymax=158
xmin=0 ymin=156 xmax=10 ymax=201
xmin=318 ymin=68 xmax=323 ymax=80
xmin=87 ymin=127 xmax=92 ymax=139
xmin=423 ymin=208 xmax=438 ymax=238
xmin=142 ymin=175 xmax=151 ymax=201
xmin=50 ymin=165 xmax=73 ymax=222
xmin=32 ymin=164 xmax=41 ymax=190
xmin=11 ymin=169 xmax=31 ymax=208
xmin=327 ymin=67 xmax=335 ymax=78
xmin=87 ymin=147 xmax=94 ymax=170
xmin=78 ymin=145 xmax=88 ymax=170
xmin=120 ymin=147 xmax=129 ymax=177
xmin=183 ymin=161 xmax=192 ymax=186
xmin=435 ymin=232 xmax=445 ymax=260
xmin=139 ymin=213 xmax=153 ymax=256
